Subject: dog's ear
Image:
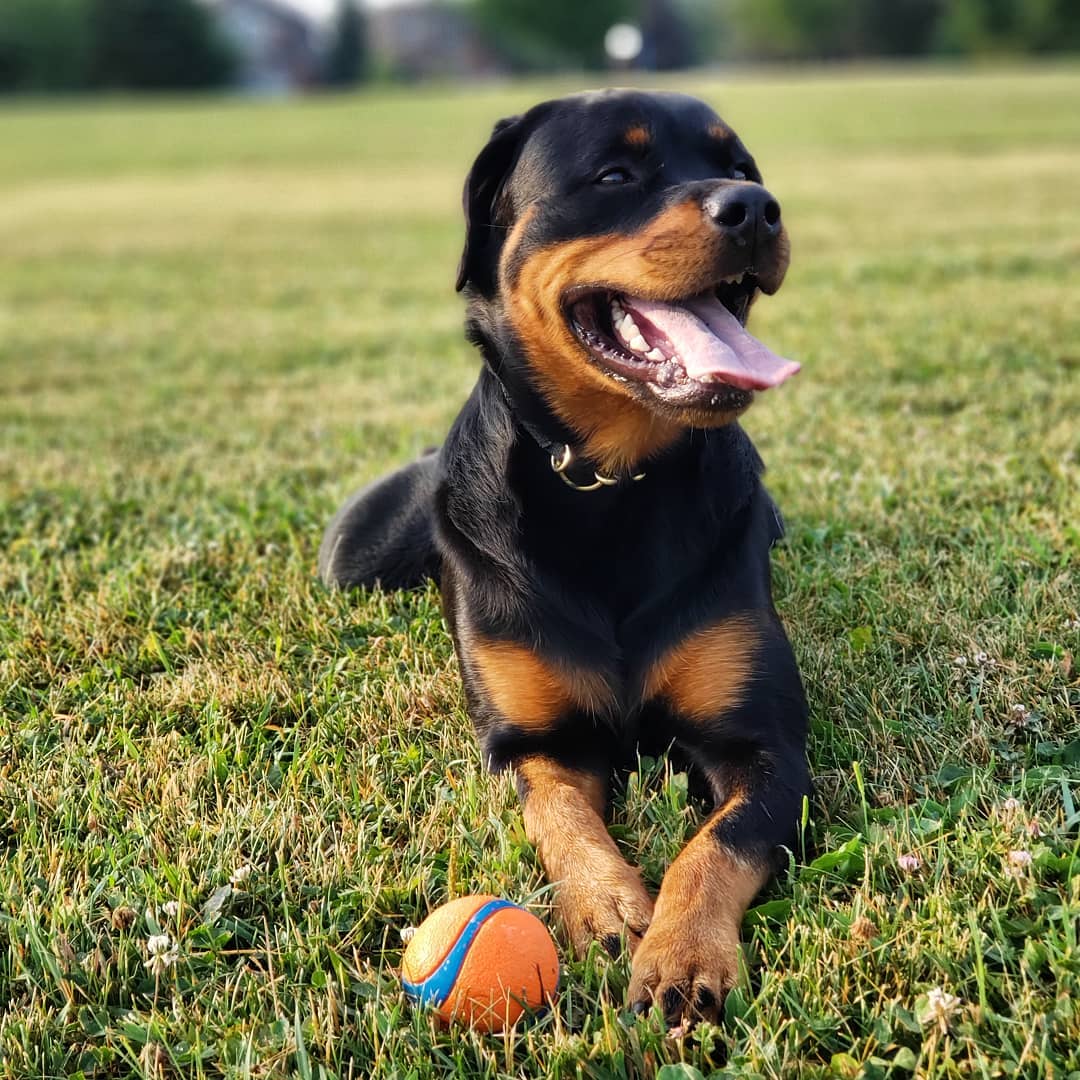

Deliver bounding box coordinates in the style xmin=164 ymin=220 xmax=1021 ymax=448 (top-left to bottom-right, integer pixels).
xmin=455 ymin=115 xmax=528 ymax=295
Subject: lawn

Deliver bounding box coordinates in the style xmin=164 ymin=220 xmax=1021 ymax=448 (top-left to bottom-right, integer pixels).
xmin=1 ymin=64 xmax=1079 ymax=1079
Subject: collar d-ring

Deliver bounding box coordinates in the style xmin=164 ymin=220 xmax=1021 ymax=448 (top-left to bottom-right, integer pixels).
xmin=550 ymin=444 xmax=646 ymax=493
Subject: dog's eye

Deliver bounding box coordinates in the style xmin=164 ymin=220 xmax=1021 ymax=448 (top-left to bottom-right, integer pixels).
xmin=596 ymin=167 xmax=634 ymax=186
xmin=731 ymin=164 xmax=749 ymax=180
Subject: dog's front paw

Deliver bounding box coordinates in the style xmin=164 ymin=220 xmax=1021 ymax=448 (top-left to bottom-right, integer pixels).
xmin=627 ymin=903 xmax=741 ymax=1028
xmin=556 ymin=863 xmax=654 ymax=958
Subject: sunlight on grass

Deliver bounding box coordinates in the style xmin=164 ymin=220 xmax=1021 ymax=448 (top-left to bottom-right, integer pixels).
xmin=1 ymin=66 xmax=1078 ymax=1078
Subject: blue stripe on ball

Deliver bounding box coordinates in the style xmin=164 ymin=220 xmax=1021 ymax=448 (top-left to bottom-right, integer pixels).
xmin=402 ymin=898 xmax=518 ymax=1007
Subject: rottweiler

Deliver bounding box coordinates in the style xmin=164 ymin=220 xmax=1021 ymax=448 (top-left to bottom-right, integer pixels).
xmin=320 ymin=89 xmax=809 ymax=1028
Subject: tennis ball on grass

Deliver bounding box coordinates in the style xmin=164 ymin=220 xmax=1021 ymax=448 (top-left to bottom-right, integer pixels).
xmin=401 ymin=895 xmax=560 ymax=1032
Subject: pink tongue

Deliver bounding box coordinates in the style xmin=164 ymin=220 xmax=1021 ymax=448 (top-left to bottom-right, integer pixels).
xmin=625 ymin=294 xmax=800 ymax=391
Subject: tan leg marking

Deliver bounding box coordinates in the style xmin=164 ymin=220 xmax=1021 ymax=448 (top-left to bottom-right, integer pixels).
xmin=642 ymin=613 xmax=760 ymax=722
xmin=518 ymin=757 xmax=654 ymax=955
xmin=470 ymin=637 xmax=612 ymax=730
xmin=628 ymin=794 xmax=768 ymax=1026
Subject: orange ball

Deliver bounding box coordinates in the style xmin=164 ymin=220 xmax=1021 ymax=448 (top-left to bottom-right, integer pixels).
xmin=401 ymin=895 xmax=560 ymax=1032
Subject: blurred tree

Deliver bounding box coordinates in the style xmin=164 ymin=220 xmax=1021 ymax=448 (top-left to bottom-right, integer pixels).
xmin=641 ymin=0 xmax=698 ymax=69
xmin=727 ymin=0 xmax=860 ymax=59
xmin=857 ymin=0 xmax=943 ymax=55
xmin=474 ymin=0 xmax=635 ymax=70
xmin=724 ymin=0 xmax=1080 ymax=59
xmin=324 ymin=0 xmax=370 ymax=87
xmin=0 ymin=0 xmax=92 ymax=91
xmin=88 ymin=0 xmax=233 ymax=90
xmin=935 ymin=0 xmax=1080 ymax=53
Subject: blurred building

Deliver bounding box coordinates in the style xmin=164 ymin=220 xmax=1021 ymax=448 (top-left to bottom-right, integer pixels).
xmin=370 ymin=2 xmax=505 ymax=81
xmin=211 ymin=0 xmax=318 ymax=93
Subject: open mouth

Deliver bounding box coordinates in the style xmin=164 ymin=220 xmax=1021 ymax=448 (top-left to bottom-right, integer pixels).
xmin=567 ymin=275 xmax=800 ymax=409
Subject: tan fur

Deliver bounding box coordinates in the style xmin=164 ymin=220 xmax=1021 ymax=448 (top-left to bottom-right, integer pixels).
xmin=643 ymin=613 xmax=760 ymax=721
xmin=498 ymin=203 xmax=537 ymax=270
xmin=471 ymin=637 xmax=612 ymax=730
xmin=518 ymin=757 xmax=654 ymax=953
xmin=628 ymin=795 xmax=768 ymax=1024
xmin=624 ymin=125 xmax=651 ymax=147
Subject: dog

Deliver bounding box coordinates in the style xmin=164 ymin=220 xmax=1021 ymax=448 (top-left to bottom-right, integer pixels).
xmin=320 ymin=89 xmax=809 ymax=1028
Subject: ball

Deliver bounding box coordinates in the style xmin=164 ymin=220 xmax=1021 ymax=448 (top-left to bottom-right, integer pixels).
xmin=401 ymin=895 xmax=560 ymax=1031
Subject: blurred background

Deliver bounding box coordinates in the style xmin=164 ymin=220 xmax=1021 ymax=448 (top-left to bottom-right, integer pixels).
xmin=1 ymin=0 xmax=1079 ymax=95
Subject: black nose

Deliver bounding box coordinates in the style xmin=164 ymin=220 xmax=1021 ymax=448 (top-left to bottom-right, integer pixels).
xmin=703 ymin=183 xmax=782 ymax=246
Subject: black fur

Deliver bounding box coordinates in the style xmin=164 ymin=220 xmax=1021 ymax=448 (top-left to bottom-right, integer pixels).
xmin=321 ymin=90 xmax=810 ymax=991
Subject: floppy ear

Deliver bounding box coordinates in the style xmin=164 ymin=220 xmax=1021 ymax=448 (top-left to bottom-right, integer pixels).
xmin=455 ymin=115 xmax=528 ymax=295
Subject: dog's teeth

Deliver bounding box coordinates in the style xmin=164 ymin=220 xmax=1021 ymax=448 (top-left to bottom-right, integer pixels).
xmin=645 ymin=348 xmax=664 ymax=362
xmin=629 ymin=335 xmax=648 ymax=352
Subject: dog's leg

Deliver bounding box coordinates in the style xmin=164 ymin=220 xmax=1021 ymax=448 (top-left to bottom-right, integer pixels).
xmin=319 ymin=450 xmax=441 ymax=590
xmin=629 ymin=615 xmax=809 ymax=1027
xmin=626 ymin=774 xmax=789 ymax=1026
xmin=516 ymin=755 xmax=654 ymax=956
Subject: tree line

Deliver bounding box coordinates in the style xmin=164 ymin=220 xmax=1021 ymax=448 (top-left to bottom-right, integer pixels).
xmin=1 ymin=0 xmax=1077 ymax=94
xmin=0 ymin=0 xmax=369 ymax=93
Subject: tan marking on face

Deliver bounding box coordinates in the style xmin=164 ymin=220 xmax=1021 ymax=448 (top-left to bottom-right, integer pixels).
xmin=708 ymin=122 xmax=732 ymax=141
xmin=518 ymin=757 xmax=654 ymax=954
xmin=624 ymin=125 xmax=651 ymax=147
xmin=627 ymin=798 xmax=768 ymax=1024
xmin=643 ymin=613 xmax=760 ymax=721
xmin=498 ymin=203 xmax=538 ymax=274
xmin=503 ymin=199 xmax=742 ymax=474
xmin=471 ymin=637 xmax=612 ymax=730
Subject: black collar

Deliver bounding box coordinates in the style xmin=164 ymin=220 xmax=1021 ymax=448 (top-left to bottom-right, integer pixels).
xmin=488 ymin=369 xmax=647 ymax=493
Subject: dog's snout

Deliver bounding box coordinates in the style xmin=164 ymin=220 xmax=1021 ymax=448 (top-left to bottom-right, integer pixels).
xmin=703 ymin=183 xmax=782 ymax=245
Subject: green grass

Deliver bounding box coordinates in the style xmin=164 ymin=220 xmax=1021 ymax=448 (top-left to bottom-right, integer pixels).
xmin=1 ymin=65 xmax=1079 ymax=1078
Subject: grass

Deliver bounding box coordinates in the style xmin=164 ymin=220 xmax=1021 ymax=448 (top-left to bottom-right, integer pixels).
xmin=1 ymin=64 xmax=1079 ymax=1078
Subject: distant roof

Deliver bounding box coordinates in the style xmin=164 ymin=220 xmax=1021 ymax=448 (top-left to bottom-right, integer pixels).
xmin=210 ymin=0 xmax=314 ymax=30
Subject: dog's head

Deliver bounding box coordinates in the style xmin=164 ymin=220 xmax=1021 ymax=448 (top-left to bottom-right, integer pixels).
xmin=458 ymin=90 xmax=797 ymax=474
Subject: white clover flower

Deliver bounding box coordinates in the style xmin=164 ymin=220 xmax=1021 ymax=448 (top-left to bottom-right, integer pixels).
xmin=920 ymin=986 xmax=963 ymax=1032
xmin=1005 ymin=849 xmax=1033 ymax=878
xmin=897 ymin=853 xmax=922 ymax=873
xmin=145 ymin=934 xmax=179 ymax=976
xmin=230 ymin=864 xmax=255 ymax=888
xmin=1001 ymin=797 xmax=1022 ymax=814
xmin=162 ymin=901 xmax=179 ymax=918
